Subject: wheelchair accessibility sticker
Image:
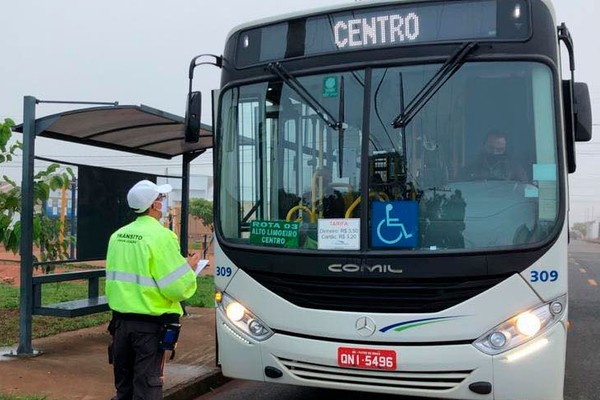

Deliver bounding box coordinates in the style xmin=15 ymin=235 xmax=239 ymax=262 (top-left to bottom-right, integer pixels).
xmin=371 ymin=201 xmax=418 ymax=248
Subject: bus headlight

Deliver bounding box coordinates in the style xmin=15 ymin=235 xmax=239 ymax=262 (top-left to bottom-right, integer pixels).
xmin=225 ymin=302 xmax=246 ymax=322
xmin=473 ymin=295 xmax=566 ymax=355
xmin=216 ymin=291 xmax=274 ymax=341
xmin=515 ymin=312 xmax=541 ymax=337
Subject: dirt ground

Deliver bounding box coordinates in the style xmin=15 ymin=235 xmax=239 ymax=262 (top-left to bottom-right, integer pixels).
xmin=0 ymin=307 xmax=218 ymax=400
xmin=0 ymin=249 xmax=105 ymax=286
xmin=0 ymin=249 xmax=20 ymax=285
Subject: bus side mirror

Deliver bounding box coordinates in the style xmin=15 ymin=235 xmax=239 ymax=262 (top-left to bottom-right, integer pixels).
xmin=185 ymin=91 xmax=202 ymax=143
xmin=573 ymin=82 xmax=592 ymax=142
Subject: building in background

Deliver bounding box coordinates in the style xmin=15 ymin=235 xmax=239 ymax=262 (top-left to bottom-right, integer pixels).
xmin=584 ymin=219 xmax=600 ymax=240
xmin=159 ymin=174 xmax=213 ymax=206
xmin=45 ymin=186 xmax=76 ymax=220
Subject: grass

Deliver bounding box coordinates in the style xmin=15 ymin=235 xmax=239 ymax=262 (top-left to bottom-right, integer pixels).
xmin=0 ymin=275 xmax=214 ymax=347
xmin=187 ymin=275 xmax=215 ymax=307
xmin=0 ymin=395 xmax=47 ymax=400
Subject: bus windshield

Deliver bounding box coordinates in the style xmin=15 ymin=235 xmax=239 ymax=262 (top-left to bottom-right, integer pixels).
xmin=217 ymin=61 xmax=558 ymax=252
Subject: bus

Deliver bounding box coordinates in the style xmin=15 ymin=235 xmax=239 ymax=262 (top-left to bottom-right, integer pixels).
xmin=199 ymin=0 xmax=593 ymax=398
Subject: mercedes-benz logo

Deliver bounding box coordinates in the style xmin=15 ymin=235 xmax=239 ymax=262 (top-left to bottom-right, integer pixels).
xmin=355 ymin=316 xmax=377 ymax=337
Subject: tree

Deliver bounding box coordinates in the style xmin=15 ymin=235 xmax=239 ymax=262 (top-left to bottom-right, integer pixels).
xmin=189 ymin=198 xmax=214 ymax=232
xmin=572 ymin=222 xmax=587 ymax=237
xmin=0 ymin=118 xmax=75 ymax=265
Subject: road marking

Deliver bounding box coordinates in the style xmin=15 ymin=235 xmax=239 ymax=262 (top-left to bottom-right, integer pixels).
xmin=579 ymin=268 xmax=587 ymax=273
xmin=588 ymin=279 xmax=598 ymax=287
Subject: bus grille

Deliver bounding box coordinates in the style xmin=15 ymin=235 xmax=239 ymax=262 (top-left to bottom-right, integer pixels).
xmin=246 ymin=271 xmax=509 ymax=313
xmin=278 ymin=357 xmax=472 ymax=391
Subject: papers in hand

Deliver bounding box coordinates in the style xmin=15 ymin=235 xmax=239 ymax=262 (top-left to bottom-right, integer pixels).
xmin=194 ymin=259 xmax=209 ymax=277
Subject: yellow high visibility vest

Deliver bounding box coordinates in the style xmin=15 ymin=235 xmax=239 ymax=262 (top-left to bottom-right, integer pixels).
xmin=105 ymin=215 xmax=197 ymax=316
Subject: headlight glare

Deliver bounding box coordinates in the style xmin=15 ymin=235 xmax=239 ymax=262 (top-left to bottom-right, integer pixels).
xmin=225 ymin=302 xmax=246 ymax=322
xmin=217 ymin=292 xmax=274 ymax=341
xmin=515 ymin=312 xmax=541 ymax=337
xmin=473 ymin=295 xmax=565 ymax=355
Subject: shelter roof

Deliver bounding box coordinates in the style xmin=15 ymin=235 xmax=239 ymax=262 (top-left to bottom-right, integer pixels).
xmin=14 ymin=104 xmax=212 ymax=159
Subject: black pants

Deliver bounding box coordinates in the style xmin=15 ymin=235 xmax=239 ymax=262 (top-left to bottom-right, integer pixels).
xmin=110 ymin=319 xmax=165 ymax=400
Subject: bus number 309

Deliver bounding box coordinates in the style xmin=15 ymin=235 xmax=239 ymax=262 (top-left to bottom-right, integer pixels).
xmin=530 ymin=270 xmax=558 ymax=282
xmin=216 ymin=266 xmax=233 ymax=277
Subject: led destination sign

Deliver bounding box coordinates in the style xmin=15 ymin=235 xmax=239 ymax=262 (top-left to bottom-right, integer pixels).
xmin=234 ymin=0 xmax=531 ymax=67
xmin=333 ymin=12 xmax=421 ymax=49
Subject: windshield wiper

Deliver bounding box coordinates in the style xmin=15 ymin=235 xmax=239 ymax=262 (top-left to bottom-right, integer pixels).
xmin=267 ymin=62 xmax=344 ymax=130
xmin=267 ymin=62 xmax=347 ymax=176
xmin=392 ymin=42 xmax=479 ymax=129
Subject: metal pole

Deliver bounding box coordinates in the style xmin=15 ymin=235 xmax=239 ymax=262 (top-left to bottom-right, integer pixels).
xmin=70 ymin=179 xmax=77 ymax=258
xmin=36 ymin=100 xmax=119 ymax=106
xmin=181 ymin=153 xmax=192 ymax=256
xmin=180 ymin=150 xmax=204 ymax=255
xmin=17 ymin=96 xmax=37 ymax=355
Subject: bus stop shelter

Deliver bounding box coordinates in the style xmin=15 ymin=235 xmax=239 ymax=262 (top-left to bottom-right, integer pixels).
xmin=13 ymin=95 xmax=213 ymax=355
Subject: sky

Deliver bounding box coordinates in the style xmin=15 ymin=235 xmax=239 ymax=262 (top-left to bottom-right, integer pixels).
xmin=0 ymin=0 xmax=598 ymax=224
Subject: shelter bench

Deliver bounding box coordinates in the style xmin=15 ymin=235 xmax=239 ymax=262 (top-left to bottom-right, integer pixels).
xmin=31 ymin=269 xmax=109 ymax=317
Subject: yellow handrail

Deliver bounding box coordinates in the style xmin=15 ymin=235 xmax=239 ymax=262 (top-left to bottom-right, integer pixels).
xmin=344 ymin=191 xmax=389 ymax=218
xmin=377 ymin=192 xmax=389 ymax=201
xmin=286 ymin=205 xmax=317 ymax=223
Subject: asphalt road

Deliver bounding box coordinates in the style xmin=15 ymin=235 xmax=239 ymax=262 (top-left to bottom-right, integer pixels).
xmin=564 ymin=239 xmax=600 ymax=400
xmin=197 ymin=240 xmax=600 ymax=400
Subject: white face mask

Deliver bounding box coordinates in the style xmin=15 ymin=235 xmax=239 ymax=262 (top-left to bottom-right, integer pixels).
xmin=155 ymin=198 xmax=168 ymax=224
xmin=152 ymin=196 xmax=167 ymax=215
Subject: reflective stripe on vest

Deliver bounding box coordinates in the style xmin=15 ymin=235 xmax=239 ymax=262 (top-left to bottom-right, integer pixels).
xmin=106 ymin=263 xmax=191 ymax=289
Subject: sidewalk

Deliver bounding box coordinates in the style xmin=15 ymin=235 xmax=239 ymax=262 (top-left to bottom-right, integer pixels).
xmin=0 ymin=307 xmax=226 ymax=400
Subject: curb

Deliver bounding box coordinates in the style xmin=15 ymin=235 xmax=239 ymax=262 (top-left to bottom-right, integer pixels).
xmin=164 ymin=369 xmax=230 ymax=400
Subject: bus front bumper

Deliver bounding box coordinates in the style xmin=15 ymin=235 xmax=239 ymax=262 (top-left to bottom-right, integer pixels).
xmin=217 ymin=312 xmax=567 ymax=400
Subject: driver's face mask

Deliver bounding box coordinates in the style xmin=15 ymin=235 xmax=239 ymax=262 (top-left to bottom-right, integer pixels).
xmin=484 ymin=137 xmax=507 ymax=156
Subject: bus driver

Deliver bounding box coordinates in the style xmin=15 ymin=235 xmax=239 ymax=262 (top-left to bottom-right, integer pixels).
xmin=464 ymin=131 xmax=528 ymax=181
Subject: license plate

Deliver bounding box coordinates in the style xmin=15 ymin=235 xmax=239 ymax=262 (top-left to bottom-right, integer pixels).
xmin=337 ymin=347 xmax=397 ymax=370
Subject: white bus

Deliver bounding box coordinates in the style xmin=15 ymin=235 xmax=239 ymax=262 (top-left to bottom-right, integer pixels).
xmin=202 ymin=0 xmax=593 ymax=398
